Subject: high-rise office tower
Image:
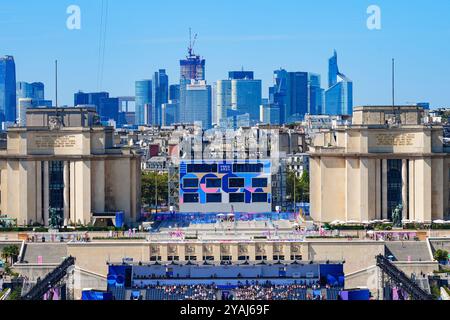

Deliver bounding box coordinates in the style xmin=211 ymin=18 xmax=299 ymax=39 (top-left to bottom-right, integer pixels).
xmin=308 ymin=73 xmax=324 ymax=115
xmin=182 ymin=80 xmax=212 ymax=129
xmin=162 ymin=100 xmax=180 ymax=126
xmin=135 ymin=80 xmax=152 ymax=125
xmin=215 ymin=79 xmax=232 ymax=125
xmin=17 ymin=82 xmax=51 ymax=108
xmin=169 ymin=84 xmax=180 ymax=102
xmin=74 ymin=91 xmax=109 ymax=111
xmin=270 ymin=69 xmax=324 ymax=123
xmin=325 ymin=50 xmax=353 ymax=115
xmin=152 ymin=69 xmax=168 ymax=126
xmin=215 ymin=71 xmax=262 ymax=125
xmin=179 ymin=42 xmax=209 ymax=128
xmin=17 ymin=98 xmax=33 ymax=126
xmin=98 ymin=97 xmax=119 ymax=122
xmin=0 ymin=56 xmax=17 ymax=123
xmin=260 ymin=100 xmax=281 ymax=125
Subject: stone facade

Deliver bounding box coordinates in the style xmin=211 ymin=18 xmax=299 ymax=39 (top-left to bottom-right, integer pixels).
xmin=309 ymin=106 xmax=449 ymax=223
xmin=0 ymin=108 xmax=141 ymax=226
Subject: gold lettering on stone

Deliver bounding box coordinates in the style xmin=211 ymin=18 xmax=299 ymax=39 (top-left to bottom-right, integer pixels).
xmin=376 ymin=133 xmax=414 ymax=146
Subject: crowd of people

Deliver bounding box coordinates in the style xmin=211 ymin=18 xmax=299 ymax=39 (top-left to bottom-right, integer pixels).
xmin=122 ymin=280 xmax=342 ymax=301
xmin=231 ymin=281 xmax=332 ymax=300
xmin=144 ymin=284 xmax=217 ymax=300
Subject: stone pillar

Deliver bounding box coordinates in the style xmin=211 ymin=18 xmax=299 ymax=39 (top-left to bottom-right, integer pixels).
xmin=402 ymin=159 xmax=408 ymax=220
xmin=375 ymin=159 xmax=382 ymax=220
xmin=409 ymin=160 xmax=415 ymax=222
xmin=43 ymin=161 xmax=49 ymax=226
xmin=382 ymin=159 xmax=388 ymax=220
xmin=63 ymin=161 xmax=70 ymax=226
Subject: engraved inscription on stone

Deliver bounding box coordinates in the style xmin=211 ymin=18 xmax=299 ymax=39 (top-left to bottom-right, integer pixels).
xmin=376 ymin=133 xmax=414 ymax=146
xmin=34 ymin=134 xmax=77 ymax=149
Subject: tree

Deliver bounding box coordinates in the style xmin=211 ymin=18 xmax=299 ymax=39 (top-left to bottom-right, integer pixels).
xmin=286 ymin=170 xmax=310 ymax=205
xmin=1 ymin=245 xmax=19 ymax=265
xmin=141 ymin=172 xmax=168 ymax=208
xmin=434 ymin=249 xmax=449 ymax=262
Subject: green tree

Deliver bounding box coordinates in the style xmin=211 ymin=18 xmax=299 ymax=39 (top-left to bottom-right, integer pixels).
xmin=1 ymin=245 xmax=19 ymax=265
xmin=286 ymin=170 xmax=310 ymax=204
xmin=434 ymin=249 xmax=449 ymax=262
xmin=141 ymin=172 xmax=168 ymax=208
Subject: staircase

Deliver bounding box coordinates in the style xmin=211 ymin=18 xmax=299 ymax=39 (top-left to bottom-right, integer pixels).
xmin=376 ymin=255 xmax=434 ymax=300
xmin=21 ymin=256 xmax=75 ymax=300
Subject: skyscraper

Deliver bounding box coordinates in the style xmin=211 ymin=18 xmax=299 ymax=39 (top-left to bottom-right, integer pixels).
xmin=270 ymin=69 xmax=324 ymax=123
xmin=179 ymin=42 xmax=209 ymax=128
xmin=182 ymin=80 xmax=212 ymax=129
xmin=169 ymin=84 xmax=180 ymax=102
xmin=215 ymin=71 xmax=262 ymax=125
xmin=74 ymin=91 xmax=109 ymax=111
xmin=17 ymin=82 xmax=51 ymax=107
xmin=135 ymin=80 xmax=152 ymax=125
xmin=325 ymin=50 xmax=353 ymax=115
xmin=0 ymin=56 xmax=16 ymax=123
xmin=98 ymin=97 xmax=119 ymax=122
xmin=152 ymin=69 xmax=169 ymax=126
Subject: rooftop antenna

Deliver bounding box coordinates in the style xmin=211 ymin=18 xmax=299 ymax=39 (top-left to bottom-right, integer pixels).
xmin=392 ymin=58 xmax=400 ymax=124
xmin=55 ymin=59 xmax=58 ymax=110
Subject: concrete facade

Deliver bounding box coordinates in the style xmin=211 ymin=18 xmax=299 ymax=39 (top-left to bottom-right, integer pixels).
xmin=309 ymin=106 xmax=450 ymax=223
xmin=0 ymin=108 xmax=142 ymax=226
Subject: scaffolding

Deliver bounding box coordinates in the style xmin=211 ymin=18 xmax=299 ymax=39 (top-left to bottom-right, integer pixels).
xmin=168 ymin=163 xmax=180 ymax=211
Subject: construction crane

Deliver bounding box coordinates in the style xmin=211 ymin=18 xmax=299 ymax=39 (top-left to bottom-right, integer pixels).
xmin=188 ymin=28 xmax=198 ymax=57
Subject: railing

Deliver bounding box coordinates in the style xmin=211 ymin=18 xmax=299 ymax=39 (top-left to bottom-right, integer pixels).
xmin=21 ymin=256 xmax=75 ymax=300
xmin=376 ymin=255 xmax=434 ymax=300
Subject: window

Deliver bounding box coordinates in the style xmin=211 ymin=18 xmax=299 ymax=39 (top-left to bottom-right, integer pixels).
xmin=229 ymin=193 xmax=245 ymax=203
xmin=252 ymin=178 xmax=268 ymax=188
xmin=273 ymin=255 xmax=285 ymax=261
xmin=187 ymin=163 xmax=217 ymax=173
xmin=238 ymin=256 xmax=250 ymax=261
xmin=221 ymin=256 xmax=232 ymax=261
xmin=290 ymin=255 xmax=303 ymax=261
xmin=168 ymin=256 xmax=179 ymax=261
xmin=252 ymin=193 xmax=268 ymax=203
xmin=206 ymin=193 xmax=222 ymax=203
xmin=150 ymin=256 xmax=161 ymax=261
xmin=183 ymin=193 xmax=199 ymax=203
xmin=206 ymin=178 xmax=221 ymax=188
xmin=229 ymin=177 xmax=245 ymax=188
xmin=233 ymin=163 xmax=263 ymax=173
xmin=203 ymin=256 xmax=215 ymax=261
xmin=255 ymin=256 xmax=267 ymax=261
xmin=185 ymin=256 xmax=197 ymax=261
xmin=183 ymin=178 xmax=199 ymax=188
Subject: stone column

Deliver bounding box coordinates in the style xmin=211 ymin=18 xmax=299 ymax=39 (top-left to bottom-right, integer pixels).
xmin=43 ymin=161 xmax=49 ymax=226
xmin=409 ymin=160 xmax=415 ymax=222
xmin=375 ymin=159 xmax=382 ymax=220
xmin=402 ymin=159 xmax=408 ymax=220
xmin=382 ymin=159 xmax=388 ymax=220
xmin=63 ymin=161 xmax=70 ymax=226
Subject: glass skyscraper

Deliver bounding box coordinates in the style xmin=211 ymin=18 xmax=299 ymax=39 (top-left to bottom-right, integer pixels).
xmin=152 ymin=69 xmax=169 ymax=126
xmin=0 ymin=55 xmax=16 ymax=123
xmin=215 ymin=71 xmax=262 ymax=126
xmin=17 ymin=82 xmax=51 ymax=107
xmin=325 ymin=51 xmax=353 ymax=116
xmin=182 ymin=80 xmax=212 ymax=129
xmin=135 ymin=80 xmax=152 ymax=125
xmin=74 ymin=91 xmax=109 ymax=111
xmin=98 ymin=97 xmax=119 ymax=122
xmin=271 ymin=69 xmax=322 ymax=123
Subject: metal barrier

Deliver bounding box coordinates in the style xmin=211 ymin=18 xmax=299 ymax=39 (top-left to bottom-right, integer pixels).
xmin=376 ymin=254 xmax=434 ymax=300
xmin=21 ymin=256 xmax=75 ymax=300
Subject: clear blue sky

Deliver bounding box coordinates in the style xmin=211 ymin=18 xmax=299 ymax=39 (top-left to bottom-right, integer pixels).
xmin=1 ymin=0 xmax=450 ymax=107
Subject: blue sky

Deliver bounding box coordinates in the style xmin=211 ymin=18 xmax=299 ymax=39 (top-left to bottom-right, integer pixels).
xmin=1 ymin=0 xmax=450 ymax=107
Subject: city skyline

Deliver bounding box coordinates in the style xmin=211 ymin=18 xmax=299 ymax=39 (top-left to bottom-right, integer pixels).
xmin=1 ymin=0 xmax=450 ymax=108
